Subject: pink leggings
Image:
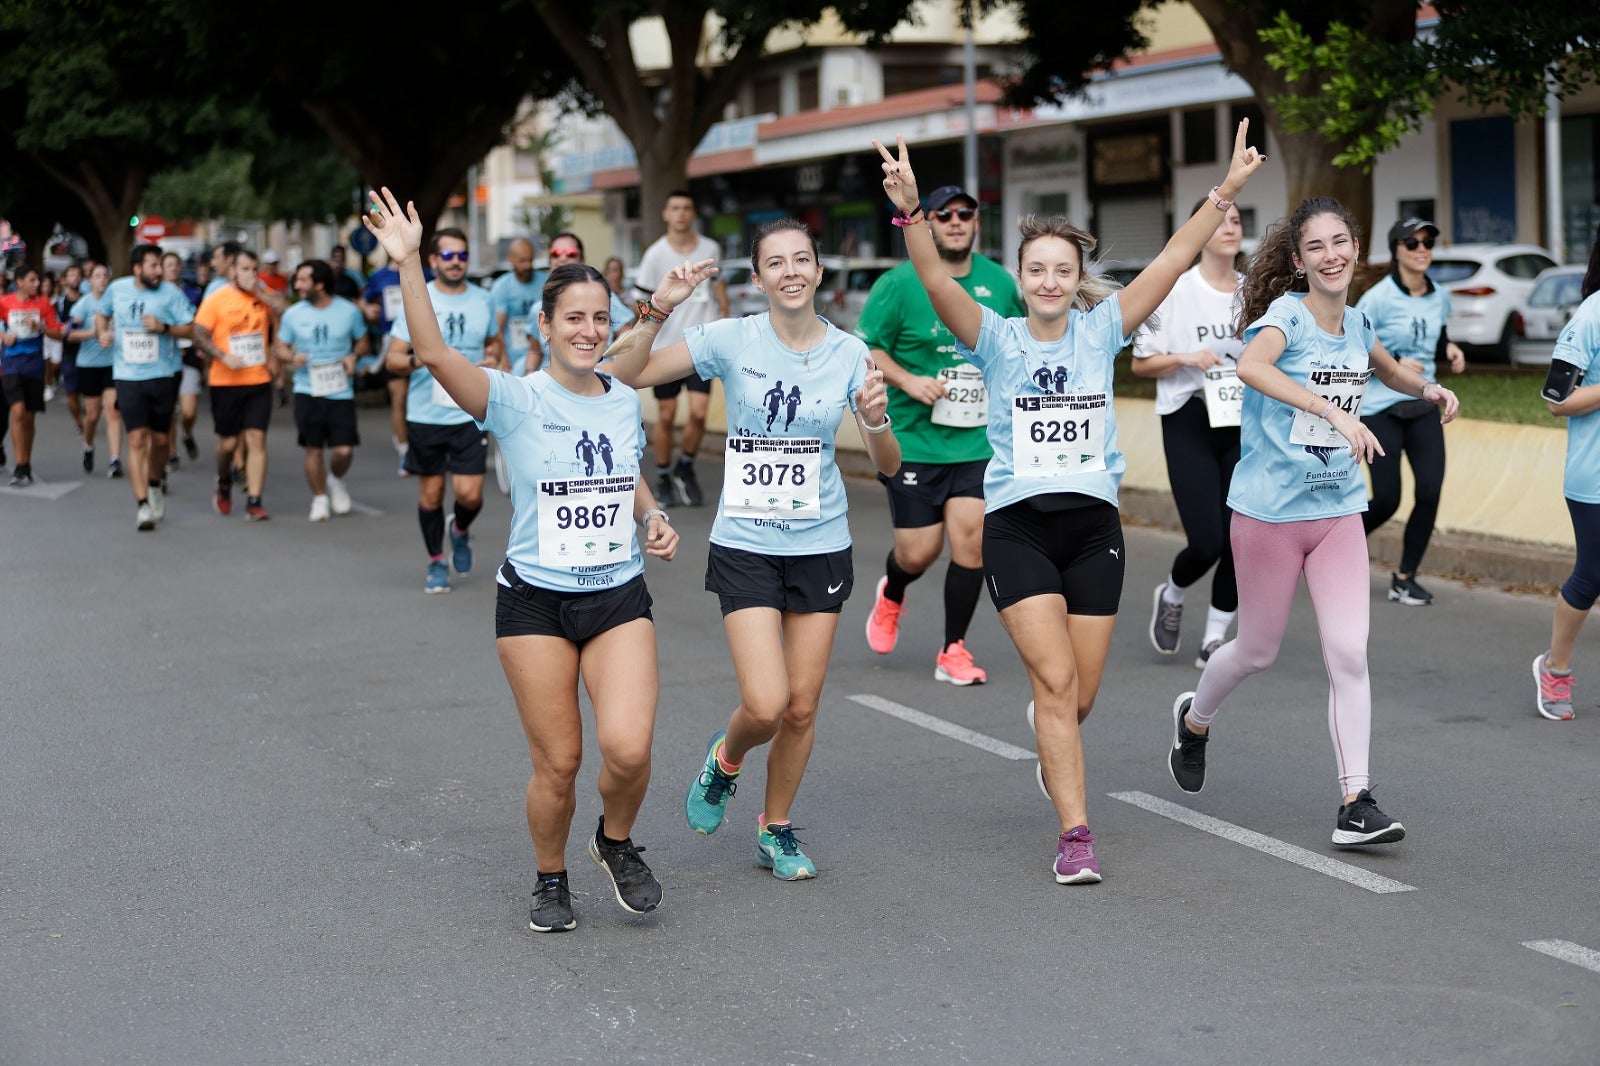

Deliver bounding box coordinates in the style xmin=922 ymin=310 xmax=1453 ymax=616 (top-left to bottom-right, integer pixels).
xmin=1188 ymin=513 xmax=1372 ymax=795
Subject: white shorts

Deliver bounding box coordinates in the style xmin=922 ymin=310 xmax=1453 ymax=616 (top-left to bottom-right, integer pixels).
xmin=180 ymin=365 xmax=203 ymax=397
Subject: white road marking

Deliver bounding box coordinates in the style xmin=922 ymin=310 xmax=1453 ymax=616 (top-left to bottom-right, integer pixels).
xmin=1109 ymin=790 xmax=1417 ymax=895
xmin=1523 ymin=939 xmax=1600 ymax=974
xmin=847 ymin=694 xmax=1037 ymax=761
xmin=343 ymin=500 xmax=385 ymax=517
xmin=0 ymin=479 xmax=82 ymax=500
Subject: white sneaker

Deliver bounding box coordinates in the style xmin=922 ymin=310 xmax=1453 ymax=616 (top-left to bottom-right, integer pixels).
xmin=43 ymin=385 xmax=57 ymax=402
xmin=326 ymin=475 xmax=352 ymax=515
xmin=308 ymin=494 xmax=331 ymax=522
xmin=136 ymin=502 xmax=155 ymax=531
xmin=147 ymin=484 xmax=165 ymax=522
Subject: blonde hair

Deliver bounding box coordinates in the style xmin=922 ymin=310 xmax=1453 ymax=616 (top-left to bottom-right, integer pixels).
xmin=1015 ymin=214 xmax=1120 ymax=312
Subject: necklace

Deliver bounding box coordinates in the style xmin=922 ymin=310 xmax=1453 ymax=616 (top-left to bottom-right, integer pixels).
xmin=776 ymin=323 xmax=826 ymax=367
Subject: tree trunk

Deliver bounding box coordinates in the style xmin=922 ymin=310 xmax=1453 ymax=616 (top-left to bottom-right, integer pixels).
xmin=31 ymin=156 xmax=142 ymax=270
xmin=633 ymin=135 xmax=695 ymax=249
xmin=1271 ymin=128 xmax=1375 ymax=251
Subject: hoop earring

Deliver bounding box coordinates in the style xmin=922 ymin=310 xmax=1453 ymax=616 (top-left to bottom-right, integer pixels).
xmin=1293 ymin=268 xmax=1305 ymax=279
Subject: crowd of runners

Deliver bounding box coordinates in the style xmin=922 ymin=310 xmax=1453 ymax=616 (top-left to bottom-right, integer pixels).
xmin=4 ymin=121 xmax=1597 ymax=932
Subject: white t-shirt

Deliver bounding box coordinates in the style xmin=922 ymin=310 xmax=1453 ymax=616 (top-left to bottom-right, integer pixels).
xmin=1132 ymin=267 xmax=1244 ymax=416
xmin=635 ymin=233 xmax=723 ymax=350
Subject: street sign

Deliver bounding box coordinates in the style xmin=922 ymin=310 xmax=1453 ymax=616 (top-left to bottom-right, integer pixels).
xmin=348 ymin=226 xmax=378 ymax=256
xmin=139 ymin=216 xmax=167 ymax=241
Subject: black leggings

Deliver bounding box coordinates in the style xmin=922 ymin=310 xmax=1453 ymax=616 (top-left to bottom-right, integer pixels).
xmin=1361 ymin=403 xmax=1445 ymax=576
xmin=1562 ymin=498 xmax=1600 ymax=611
xmin=1160 ymin=396 xmax=1240 ymax=612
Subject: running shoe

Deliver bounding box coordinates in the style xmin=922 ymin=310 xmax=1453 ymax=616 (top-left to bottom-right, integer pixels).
xmin=448 ymin=513 xmax=472 ymax=574
xmin=107 ymin=456 xmax=123 ymax=479
xmin=1054 ymin=826 xmax=1101 ymax=884
xmin=183 ymin=435 xmax=199 ymax=461
xmin=214 ymin=480 xmax=232 ymax=516
xmin=934 ymin=639 xmax=987 ymax=685
xmin=167 ymin=452 xmax=180 ymax=471
xmin=588 ymin=818 xmax=663 ymax=914
xmin=326 ymin=474 xmax=352 ymax=516
xmin=43 ymin=385 xmax=56 ymax=403
xmin=245 ymin=500 xmax=270 ymax=522
xmin=8 ymin=469 xmax=32 ymax=488
xmin=1387 ymin=573 xmax=1434 ymax=606
xmin=865 ymin=576 xmax=902 ymax=654
xmin=82 ymin=447 xmax=94 ymax=474
xmin=1026 ymin=700 xmax=1049 ymax=799
xmin=756 ymin=820 xmax=816 ymax=880
xmin=1195 ymin=639 xmax=1222 ymax=670
xmin=147 ymin=484 xmax=165 ymax=522
xmin=1333 ymin=789 xmax=1406 ymax=847
xmin=136 ymin=502 xmax=155 ymax=532
xmin=1149 ymin=583 xmax=1183 ymax=656
xmin=655 ymin=471 xmax=676 ymax=509
xmin=1168 ymin=692 xmax=1208 ymax=794
xmin=231 ymin=463 xmax=246 ymax=485
xmin=424 ymin=560 xmax=451 ymax=595
xmin=685 ymin=730 xmax=738 ymax=834
xmin=1533 ymin=652 xmax=1575 ymax=721
xmin=528 ymin=872 xmax=576 ymax=932
xmin=397 ymin=453 xmax=409 ymax=478
xmin=671 ymin=456 xmax=703 ymax=507
xmin=308 ymin=495 xmax=331 ymax=522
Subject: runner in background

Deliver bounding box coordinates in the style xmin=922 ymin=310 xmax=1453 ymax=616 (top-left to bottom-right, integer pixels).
xmin=194 ymin=248 xmax=278 ymax=520
xmin=67 ymin=263 xmax=119 ymax=475
xmin=0 ymin=266 xmax=66 ymax=485
xmin=163 ymin=251 xmax=202 ymax=466
xmin=361 ymin=254 xmax=427 ymax=475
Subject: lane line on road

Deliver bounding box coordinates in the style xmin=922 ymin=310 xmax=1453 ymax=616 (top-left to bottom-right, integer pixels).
xmin=345 ymin=501 xmax=385 ymax=517
xmin=1109 ymin=790 xmax=1418 ymax=895
xmin=1522 ymin=939 xmax=1600 ymax=974
xmin=847 ymin=694 xmax=1037 ymax=761
xmin=0 ymin=480 xmax=81 ymax=500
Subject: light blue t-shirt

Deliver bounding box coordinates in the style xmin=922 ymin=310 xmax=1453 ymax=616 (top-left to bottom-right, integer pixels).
xmin=487 ymin=270 xmax=546 ymax=376
xmin=106 ymin=277 xmax=195 ymax=381
xmin=477 ymin=369 xmax=645 ymax=592
xmin=281 ymin=296 xmax=367 ymax=401
xmin=390 ymin=281 xmax=496 ymax=425
xmin=203 ymin=276 xmax=229 ymax=301
xmin=956 ymin=296 xmax=1131 ymax=512
xmin=70 ymin=292 xmax=112 ymax=368
xmin=1228 ymin=293 xmax=1377 ymax=523
xmin=688 ymin=313 xmax=868 ymax=556
xmin=1354 ymin=274 xmax=1451 ymax=416
xmin=1553 ymin=291 xmax=1600 ymax=504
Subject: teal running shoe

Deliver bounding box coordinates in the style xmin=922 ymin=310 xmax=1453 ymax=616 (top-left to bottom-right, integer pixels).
xmin=685 ymin=731 xmax=738 ymax=835
xmin=756 ymin=821 xmax=816 ymax=880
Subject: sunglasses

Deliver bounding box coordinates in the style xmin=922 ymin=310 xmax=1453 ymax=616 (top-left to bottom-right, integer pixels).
xmin=436 ymin=250 xmax=468 ymax=262
xmin=933 ymin=207 xmax=977 ymax=222
xmin=549 ymin=249 xmax=582 ymax=259
xmin=1400 ymin=236 xmax=1435 ymax=251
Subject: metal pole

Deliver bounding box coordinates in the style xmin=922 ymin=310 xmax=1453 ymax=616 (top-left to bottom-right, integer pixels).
xmin=1544 ymin=74 xmax=1564 ymax=261
xmin=963 ymin=0 xmax=979 ymax=199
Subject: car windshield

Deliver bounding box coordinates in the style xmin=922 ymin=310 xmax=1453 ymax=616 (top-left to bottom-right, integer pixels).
xmin=1529 ymin=273 xmax=1585 ymax=308
xmin=1427 ymin=260 xmax=1480 ymax=285
xmin=721 ymin=265 xmax=751 ymax=285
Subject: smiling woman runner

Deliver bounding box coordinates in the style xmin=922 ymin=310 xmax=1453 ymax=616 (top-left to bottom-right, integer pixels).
xmin=874 ymin=122 xmax=1264 ymax=884
xmin=1165 ymin=196 xmax=1459 ymax=849
xmin=606 ymin=218 xmax=901 ymax=881
xmin=363 ymin=189 xmax=681 ymax=934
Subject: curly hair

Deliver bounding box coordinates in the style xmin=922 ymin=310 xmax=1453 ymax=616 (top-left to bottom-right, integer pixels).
xmin=1236 ymin=196 xmax=1360 ymax=334
xmin=1015 ymin=214 xmax=1120 ymax=312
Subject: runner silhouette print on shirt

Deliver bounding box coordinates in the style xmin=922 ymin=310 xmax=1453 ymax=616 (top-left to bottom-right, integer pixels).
xmin=764 ymin=381 xmax=786 ymax=431
xmin=597 ymin=433 xmax=613 ymax=474
xmin=575 ymin=430 xmax=598 ymax=476
xmin=784 ymin=385 xmax=802 ymax=431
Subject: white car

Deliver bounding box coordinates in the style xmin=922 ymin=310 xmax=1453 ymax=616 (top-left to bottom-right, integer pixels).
xmin=717 ymin=259 xmax=768 ymax=318
xmin=1511 ymin=265 xmax=1586 ymax=367
xmin=1425 ymin=243 xmax=1558 ymax=360
xmin=816 ymin=256 xmax=901 ymax=333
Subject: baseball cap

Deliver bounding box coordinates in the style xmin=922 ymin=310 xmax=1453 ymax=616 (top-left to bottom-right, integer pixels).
xmin=261 ymin=250 xmax=280 ymax=264
xmin=925 ymin=185 xmax=976 ymax=212
xmin=1386 ymin=218 xmax=1439 ymax=248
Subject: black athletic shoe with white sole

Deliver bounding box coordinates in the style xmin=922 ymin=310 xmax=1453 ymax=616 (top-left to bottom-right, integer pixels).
xmin=588 ymin=818 xmax=662 ymax=915
xmin=1149 ymin=583 xmax=1183 ymax=655
xmin=1387 ymin=573 xmax=1434 ymax=606
xmin=528 ymin=872 xmax=577 ymax=932
xmin=1332 ymin=788 xmax=1406 ymax=847
xmin=1168 ymin=692 xmax=1208 ymax=793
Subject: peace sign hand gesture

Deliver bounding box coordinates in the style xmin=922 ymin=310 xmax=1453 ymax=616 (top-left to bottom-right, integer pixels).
xmin=1219 ymin=119 xmax=1268 ymax=199
xmin=872 ymin=136 xmax=921 ymax=216
xmin=361 ymin=187 xmax=424 ymax=266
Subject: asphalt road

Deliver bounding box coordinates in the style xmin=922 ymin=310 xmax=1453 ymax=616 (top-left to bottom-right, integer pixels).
xmin=3 ymin=396 xmax=1597 ymax=1064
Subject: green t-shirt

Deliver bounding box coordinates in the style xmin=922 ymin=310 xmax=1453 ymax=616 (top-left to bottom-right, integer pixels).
xmin=853 ymin=255 xmax=1024 ymax=464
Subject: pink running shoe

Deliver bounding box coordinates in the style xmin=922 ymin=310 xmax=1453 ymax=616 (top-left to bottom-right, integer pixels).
xmin=1054 ymin=825 xmax=1101 ymax=884
xmin=934 ymin=639 xmax=988 ymax=685
xmin=1533 ymin=652 xmax=1575 ymax=721
xmin=865 ymin=576 xmax=902 ymax=654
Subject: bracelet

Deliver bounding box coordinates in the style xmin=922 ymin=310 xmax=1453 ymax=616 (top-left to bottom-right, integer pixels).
xmin=862 ymin=412 xmax=893 ymax=435
xmin=639 ymin=508 xmax=669 ymax=526
xmin=1419 ymin=381 xmax=1437 ymax=401
xmin=1315 ymin=399 xmax=1335 ymax=420
xmin=635 ymin=298 xmax=670 ymax=324
xmin=1207 ymin=186 xmax=1234 ymax=212
xmin=890 ymin=208 xmax=925 ymax=228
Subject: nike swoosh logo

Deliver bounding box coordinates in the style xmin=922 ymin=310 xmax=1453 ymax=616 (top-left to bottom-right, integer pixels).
xmin=827 ymin=581 xmax=844 ymax=594
xmin=1349 ymin=819 xmax=1366 ymax=829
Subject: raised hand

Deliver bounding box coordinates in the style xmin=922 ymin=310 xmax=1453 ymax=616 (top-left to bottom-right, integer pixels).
xmin=856 ymin=356 xmax=889 ymax=425
xmin=651 ymin=259 xmax=719 ymax=315
xmin=361 ymin=187 xmax=424 ymax=266
xmin=872 ymin=136 xmax=921 ymax=215
xmin=1220 ymin=119 xmax=1268 ymax=198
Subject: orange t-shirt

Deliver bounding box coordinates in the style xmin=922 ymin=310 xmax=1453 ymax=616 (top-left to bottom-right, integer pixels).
xmin=196 ymin=285 xmax=274 ymax=387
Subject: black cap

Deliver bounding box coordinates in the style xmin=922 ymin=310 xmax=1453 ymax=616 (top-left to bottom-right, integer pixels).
xmin=1387 ymin=217 xmax=1440 ymax=248
xmin=924 ymin=185 xmax=976 ymax=212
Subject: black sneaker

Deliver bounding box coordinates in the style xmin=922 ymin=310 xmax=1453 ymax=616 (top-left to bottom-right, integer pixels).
xmin=167 ymin=452 xmax=180 ymax=471
xmin=587 ymin=818 xmax=662 ymax=915
xmin=654 ymin=471 xmax=676 ymax=509
xmin=8 ymin=468 xmax=33 ymax=488
xmin=107 ymin=456 xmax=124 ymax=479
xmin=1168 ymin=692 xmax=1208 ymax=793
xmin=672 ymin=457 xmax=704 ymax=507
xmin=1333 ymin=788 xmax=1406 ymax=847
xmin=1149 ymin=583 xmax=1183 ymax=655
xmin=82 ymin=447 xmax=94 ymax=474
xmin=1387 ymin=573 xmax=1433 ymax=606
xmin=183 ymin=435 xmax=199 ymax=461
xmin=528 ymin=872 xmax=577 ymax=932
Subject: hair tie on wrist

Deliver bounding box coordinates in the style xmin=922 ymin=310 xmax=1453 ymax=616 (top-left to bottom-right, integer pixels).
xmin=890 ymin=208 xmax=925 ymax=228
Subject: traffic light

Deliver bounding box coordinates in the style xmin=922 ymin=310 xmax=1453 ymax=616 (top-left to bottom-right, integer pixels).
xmin=129 ymin=215 xmax=140 ymax=228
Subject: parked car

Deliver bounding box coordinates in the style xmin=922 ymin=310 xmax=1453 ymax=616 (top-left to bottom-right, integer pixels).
xmin=816 ymin=256 xmax=901 ymax=333
xmin=1425 ymin=243 xmax=1558 ymax=361
xmin=717 ymin=259 xmax=768 ymax=318
xmin=1510 ymin=264 xmax=1587 ymax=366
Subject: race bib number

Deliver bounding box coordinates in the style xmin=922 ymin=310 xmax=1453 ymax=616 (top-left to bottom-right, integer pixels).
xmin=931 ymin=364 xmax=988 ymax=427
xmin=1289 ymin=368 xmax=1370 ymax=447
xmin=308 ymin=360 xmax=349 ymax=397
xmin=122 ymin=329 xmax=159 ymax=365
xmin=723 ymin=437 xmax=822 ymax=519
xmin=382 ymin=286 xmax=404 ymax=322
xmin=507 ymin=316 xmax=529 ymax=353
xmin=1201 ymin=366 xmax=1244 ymax=428
xmin=1012 ymin=393 xmax=1108 ymax=477
xmin=231 ymin=332 xmax=266 ymax=367
xmin=7 ymin=310 xmax=40 ymax=339
xmin=537 ymin=475 xmax=635 ymax=569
